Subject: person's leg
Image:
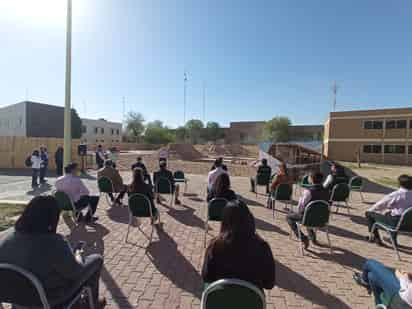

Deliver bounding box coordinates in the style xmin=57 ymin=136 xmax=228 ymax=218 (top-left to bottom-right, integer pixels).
xmin=250 ymin=177 xmax=256 ymax=192
xmin=88 ymin=196 xmax=99 ymax=215
xmin=39 ymin=167 xmax=45 ymax=183
xmin=286 ymin=212 xmax=305 ymax=239
xmin=308 ymin=228 xmax=317 ymax=242
xmin=362 ymin=259 xmax=400 ymax=305
xmin=365 ymin=211 xmax=386 ymax=241
xmin=175 ymin=184 xmax=181 ymax=203
xmin=108 ymin=193 xmax=114 ymax=202
xmin=115 ymin=187 xmax=127 ymax=203
xmin=31 ymin=169 xmax=37 ymax=187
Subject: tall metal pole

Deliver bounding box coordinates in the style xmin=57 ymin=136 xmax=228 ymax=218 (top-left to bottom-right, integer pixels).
xmin=63 ymin=0 xmax=72 ymax=168
xmin=184 ymin=72 xmax=187 ymax=125
xmin=202 ymin=81 xmax=206 ymax=124
xmin=332 ymin=81 xmax=338 ymax=112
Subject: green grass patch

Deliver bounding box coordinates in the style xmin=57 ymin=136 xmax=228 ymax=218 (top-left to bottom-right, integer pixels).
xmin=372 ymin=177 xmax=399 ymax=189
xmin=0 ymin=203 xmax=26 ymax=232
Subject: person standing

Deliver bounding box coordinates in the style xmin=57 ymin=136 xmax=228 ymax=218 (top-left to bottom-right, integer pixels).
xmin=30 ymin=150 xmax=42 ymax=188
xmin=250 ymin=158 xmax=272 ymax=193
xmin=55 ymin=146 xmax=64 ymax=176
xmin=95 ymin=145 xmax=105 ymax=169
xmin=131 ymin=156 xmax=152 ymax=185
xmin=39 ymin=147 xmax=49 ymax=184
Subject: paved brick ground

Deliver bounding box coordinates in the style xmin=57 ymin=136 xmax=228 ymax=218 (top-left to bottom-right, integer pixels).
xmin=2 ymin=172 xmax=412 ymax=308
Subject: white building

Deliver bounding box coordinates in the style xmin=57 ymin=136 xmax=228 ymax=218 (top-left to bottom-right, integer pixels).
xmin=81 ymin=118 xmax=122 ymax=144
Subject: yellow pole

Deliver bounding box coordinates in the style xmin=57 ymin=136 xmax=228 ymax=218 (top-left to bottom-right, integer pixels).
xmin=63 ymin=0 xmax=72 ymax=168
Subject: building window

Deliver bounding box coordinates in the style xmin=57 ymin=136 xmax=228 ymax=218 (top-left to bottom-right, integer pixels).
xmin=363 ymin=145 xmax=382 ymax=154
xmin=364 ymin=120 xmax=383 ymax=130
xmin=116 ymin=129 xmax=120 ymax=135
xmin=101 ymin=128 xmax=104 ymax=134
xmin=94 ymin=127 xmax=98 ymax=134
xmin=386 ymin=120 xmax=407 ymax=129
xmin=81 ymin=125 xmax=87 ymax=133
xmin=111 ymin=129 xmax=114 ymax=135
xmin=409 ymin=146 xmax=412 ymax=154
xmin=409 ymin=120 xmax=412 ymax=129
xmin=397 ymin=120 xmax=407 ymax=129
xmin=384 ymin=145 xmax=405 ymax=154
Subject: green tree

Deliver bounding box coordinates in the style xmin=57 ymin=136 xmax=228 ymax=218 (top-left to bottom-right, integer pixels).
xmin=175 ymin=126 xmax=188 ymax=142
xmin=146 ymin=120 xmax=164 ymax=129
xmin=144 ymin=127 xmax=175 ymax=144
xmin=185 ymin=119 xmax=204 ymax=144
xmin=71 ymin=109 xmax=82 ymax=139
xmin=204 ymin=121 xmax=224 ymax=142
xmin=264 ymin=116 xmax=291 ymax=142
xmin=125 ymin=112 xmax=145 ymax=142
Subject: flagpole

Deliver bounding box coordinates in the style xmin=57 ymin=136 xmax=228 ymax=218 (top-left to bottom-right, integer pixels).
xmin=63 ymin=0 xmax=72 ymax=168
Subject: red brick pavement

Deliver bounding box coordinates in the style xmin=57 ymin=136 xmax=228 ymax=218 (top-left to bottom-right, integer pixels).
xmin=58 ymin=174 xmax=412 ymax=309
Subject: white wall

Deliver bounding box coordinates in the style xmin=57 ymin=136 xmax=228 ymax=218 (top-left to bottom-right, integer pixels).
xmin=81 ymin=118 xmax=122 ymax=144
xmin=0 ymin=102 xmax=26 ymax=136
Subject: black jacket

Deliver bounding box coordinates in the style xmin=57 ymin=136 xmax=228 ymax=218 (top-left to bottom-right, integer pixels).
xmin=207 ymin=189 xmax=237 ymax=202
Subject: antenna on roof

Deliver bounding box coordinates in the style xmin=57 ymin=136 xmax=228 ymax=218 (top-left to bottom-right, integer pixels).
xmin=332 ymin=81 xmax=338 ymax=112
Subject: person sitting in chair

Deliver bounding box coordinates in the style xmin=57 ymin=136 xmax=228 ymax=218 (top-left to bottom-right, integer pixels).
xmin=131 ymin=156 xmax=152 ymax=185
xmin=365 ymin=174 xmax=412 ymax=246
xmin=0 ymin=196 xmax=106 ymax=308
xmin=207 ymin=158 xmax=229 ymax=192
xmin=267 ymin=163 xmax=291 ymax=208
xmin=98 ymin=160 xmax=127 ymax=206
xmin=202 ymin=200 xmax=276 ymax=290
xmin=55 ymin=163 xmax=99 ymax=223
xmin=153 ymin=160 xmax=181 ymax=205
xmin=323 ymin=163 xmax=348 ymax=191
xmin=353 ymin=259 xmax=412 ymax=307
xmin=207 ymin=173 xmax=237 ymax=202
xmin=286 ymin=172 xmax=329 ymax=249
xmin=250 ymin=158 xmax=272 ymax=194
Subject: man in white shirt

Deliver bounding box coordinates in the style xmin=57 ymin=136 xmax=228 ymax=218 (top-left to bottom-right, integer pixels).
xmin=366 ymin=174 xmax=412 ymax=246
xmin=207 ymin=158 xmax=228 ymax=191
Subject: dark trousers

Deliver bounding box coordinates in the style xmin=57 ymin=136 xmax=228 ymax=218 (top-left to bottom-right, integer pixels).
xmin=56 ymin=161 xmax=63 ymax=176
xmin=108 ymin=189 xmax=127 ymax=202
xmin=250 ymin=177 xmax=269 ymax=193
xmin=40 ymin=166 xmax=47 ymax=183
xmin=365 ymin=211 xmax=400 ymax=242
xmin=75 ymin=196 xmax=99 ymax=220
xmin=31 ymin=168 xmax=40 ymax=187
xmin=287 ymin=211 xmax=316 ymax=241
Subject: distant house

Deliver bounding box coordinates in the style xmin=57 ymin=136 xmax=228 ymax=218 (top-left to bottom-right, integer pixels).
xmin=81 ymin=118 xmax=122 ymax=144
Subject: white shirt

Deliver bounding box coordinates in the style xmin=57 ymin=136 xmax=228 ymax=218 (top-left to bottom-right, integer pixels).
xmin=368 ymin=187 xmax=412 ymax=216
xmin=30 ymin=155 xmax=42 ymax=169
xmin=399 ymin=275 xmax=412 ymax=306
xmin=207 ymin=167 xmax=228 ymax=189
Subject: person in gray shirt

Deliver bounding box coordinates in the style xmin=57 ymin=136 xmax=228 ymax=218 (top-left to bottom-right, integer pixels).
xmin=0 ymin=196 xmax=106 ymax=308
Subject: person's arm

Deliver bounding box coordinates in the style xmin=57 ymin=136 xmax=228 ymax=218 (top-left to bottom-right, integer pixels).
xmin=298 ymin=189 xmax=311 ymax=212
xmin=368 ymin=192 xmax=395 ymax=212
xmin=323 ymin=175 xmax=333 ymax=189
xmin=271 ymin=175 xmax=279 ymax=192
xmin=258 ymin=241 xmax=276 ymax=289
xmin=114 ymin=170 xmax=124 ymax=186
xmin=77 ymin=178 xmax=90 ymax=196
xmin=51 ymin=236 xmax=84 ymax=281
xmin=201 ymin=244 xmax=217 ymax=283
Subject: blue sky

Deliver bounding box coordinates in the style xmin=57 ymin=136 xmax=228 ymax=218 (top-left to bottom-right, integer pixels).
xmin=1 ymin=0 xmax=412 ymax=128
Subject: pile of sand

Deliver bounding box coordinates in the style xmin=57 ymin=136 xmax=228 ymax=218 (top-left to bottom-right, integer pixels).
xmin=158 ymin=143 xmax=203 ymax=161
xmin=201 ymin=143 xmax=250 ymax=157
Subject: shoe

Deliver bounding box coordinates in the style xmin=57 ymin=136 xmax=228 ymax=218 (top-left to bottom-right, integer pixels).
xmin=302 ymin=237 xmax=309 ymax=250
xmin=86 ymin=216 xmax=99 ymax=223
xmin=156 ymin=198 xmax=161 ymax=204
xmin=365 ymin=235 xmax=383 ymax=246
xmin=175 ymin=200 xmax=181 ymax=205
xmin=97 ymin=297 xmax=107 ymax=309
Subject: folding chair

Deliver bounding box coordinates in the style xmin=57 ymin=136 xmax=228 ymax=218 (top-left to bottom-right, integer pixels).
xmin=269 ymin=183 xmax=293 ymax=219
xmin=330 ymin=183 xmax=351 ymax=214
xmin=174 ymin=170 xmax=188 ymax=193
xmin=0 ymin=263 xmax=95 ymax=309
xmin=97 ymin=176 xmax=117 ymax=206
xmin=204 ymin=198 xmax=228 ymax=247
xmin=200 ymin=279 xmax=266 ymax=309
xmin=349 ymin=176 xmax=364 ymax=202
xmin=54 ymin=191 xmax=90 ymax=223
xmin=155 ymin=177 xmax=174 ymax=207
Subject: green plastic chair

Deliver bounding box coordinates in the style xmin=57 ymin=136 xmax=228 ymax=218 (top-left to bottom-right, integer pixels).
xmin=255 ymin=172 xmax=271 ymax=197
xmin=371 ymin=207 xmax=412 ymax=261
xmin=296 ymin=200 xmax=332 ymax=256
xmin=54 ymin=191 xmax=83 ymax=222
xmin=377 ymin=292 xmax=412 ymax=308
xmin=269 ymin=183 xmax=293 ymax=219
xmin=174 ymin=170 xmax=188 ymax=192
xmin=297 ymin=175 xmax=311 ymax=195
xmin=126 ymin=193 xmax=160 ymax=244
xmin=349 ymin=176 xmax=364 ymax=202
xmin=97 ymin=176 xmax=116 ymax=206
xmin=204 ymin=198 xmax=228 ymax=248
xmin=330 ymin=183 xmax=351 ymax=214
xmin=155 ymin=177 xmax=174 ymax=207
xmin=200 ymin=279 xmax=266 ymax=309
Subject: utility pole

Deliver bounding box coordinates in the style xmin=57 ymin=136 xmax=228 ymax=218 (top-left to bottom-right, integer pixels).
xmin=184 ymin=71 xmax=187 ymax=125
xmin=202 ymin=81 xmax=206 ymax=124
xmin=122 ymin=96 xmax=126 ymax=121
xmin=332 ymin=81 xmax=338 ymax=112
xmin=63 ymin=0 xmax=72 ymax=168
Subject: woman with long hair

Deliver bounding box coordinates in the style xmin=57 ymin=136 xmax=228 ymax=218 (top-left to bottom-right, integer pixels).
xmin=207 ymin=173 xmax=237 ymax=202
xmin=202 ymin=200 xmax=276 ymax=290
xmin=268 ymin=163 xmax=292 ymax=208
xmin=0 ymin=196 xmax=106 ymax=308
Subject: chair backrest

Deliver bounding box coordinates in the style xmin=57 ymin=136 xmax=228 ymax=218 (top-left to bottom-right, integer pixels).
xmin=256 ymin=172 xmax=271 ymax=186
xmin=128 ymin=193 xmax=153 ymax=218
xmin=396 ymin=207 xmax=412 ymax=232
xmin=302 ymin=200 xmax=330 ymax=228
xmin=200 ymin=279 xmax=266 ymax=309
xmin=330 ymin=183 xmax=350 ymax=202
xmin=349 ymin=176 xmax=363 ymax=189
xmin=174 ymin=170 xmax=185 ymax=180
xmin=301 ymin=175 xmax=310 ymax=185
xmin=98 ymin=176 xmax=114 ymax=193
xmin=156 ymin=177 xmax=172 ymax=194
xmin=274 ymin=183 xmax=293 ymax=201
xmin=0 ymin=263 xmax=50 ymax=309
xmin=54 ymin=191 xmax=74 ymax=212
xmin=208 ymin=198 xmax=228 ymax=221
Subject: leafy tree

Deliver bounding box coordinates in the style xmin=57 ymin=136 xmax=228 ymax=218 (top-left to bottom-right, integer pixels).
xmin=144 ymin=127 xmax=175 ymax=144
xmin=185 ymin=119 xmax=204 ymax=144
xmin=146 ymin=120 xmax=164 ymax=129
xmin=125 ymin=112 xmax=145 ymax=142
xmin=204 ymin=121 xmax=224 ymax=142
xmin=71 ymin=109 xmax=82 ymax=139
xmin=175 ymin=126 xmax=188 ymax=142
xmin=264 ymin=116 xmax=291 ymax=142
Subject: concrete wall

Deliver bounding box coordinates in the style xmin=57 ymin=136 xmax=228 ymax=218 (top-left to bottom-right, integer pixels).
xmin=0 ymin=102 xmax=26 ymax=137
xmin=81 ymin=118 xmax=122 ymax=144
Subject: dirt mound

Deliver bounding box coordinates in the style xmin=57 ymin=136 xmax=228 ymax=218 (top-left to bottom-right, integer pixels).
xmin=159 ymin=143 xmax=203 ymax=161
xmin=201 ymin=143 xmax=250 ymax=157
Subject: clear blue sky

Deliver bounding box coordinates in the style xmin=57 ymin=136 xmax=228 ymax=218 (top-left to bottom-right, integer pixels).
xmin=1 ymin=0 xmax=412 ymax=128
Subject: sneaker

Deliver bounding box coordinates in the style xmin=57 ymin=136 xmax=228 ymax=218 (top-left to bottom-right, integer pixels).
xmin=366 ymin=235 xmax=383 ymax=246
xmin=175 ymin=200 xmax=181 ymax=205
xmin=86 ymin=216 xmax=99 ymax=223
xmin=353 ymin=272 xmax=371 ymax=294
xmin=97 ymin=297 xmax=107 ymax=309
xmin=302 ymin=237 xmax=309 ymax=250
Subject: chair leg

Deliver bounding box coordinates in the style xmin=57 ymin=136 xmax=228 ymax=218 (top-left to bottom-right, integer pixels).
xmin=297 ymin=225 xmax=304 ymax=256
xmin=326 ymin=226 xmax=332 ymax=254
xmin=388 ymin=231 xmax=401 ymax=261
xmin=272 ymin=199 xmax=275 ymax=219
xmin=204 ymin=219 xmax=208 ymax=248
xmin=360 ymin=191 xmax=365 ymax=203
xmin=86 ymin=286 xmax=95 ymax=309
xmin=125 ymin=214 xmax=132 ymax=243
xmin=345 ymin=201 xmax=350 ymax=214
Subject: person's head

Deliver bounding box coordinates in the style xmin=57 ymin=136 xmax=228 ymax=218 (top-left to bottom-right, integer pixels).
xmin=310 ymin=171 xmax=324 ymax=185
xmin=213 ymin=173 xmax=231 ymax=196
xmin=261 ymin=158 xmax=268 ymax=166
xmin=217 ymin=200 xmax=256 ymax=246
xmin=104 ymin=160 xmax=113 ymax=168
xmin=159 ymin=160 xmax=167 ymax=170
xmin=15 ymin=196 xmax=61 ymax=234
xmin=97 ymin=144 xmax=102 ymax=150
xmin=330 ymin=163 xmax=337 ymax=174
xmin=130 ymin=167 xmax=145 ymax=191
xmin=398 ymin=174 xmax=412 ymax=190
xmin=137 ymin=156 xmax=142 ymax=162
xmin=278 ymin=163 xmax=287 ymax=175
xmin=64 ymin=162 xmax=79 ymax=175
xmin=215 ymin=157 xmax=223 ymax=167
xmin=32 ymin=149 xmax=39 ymax=156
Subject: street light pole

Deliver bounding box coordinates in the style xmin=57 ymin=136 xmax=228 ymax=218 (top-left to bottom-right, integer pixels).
xmin=63 ymin=0 xmax=72 ymax=168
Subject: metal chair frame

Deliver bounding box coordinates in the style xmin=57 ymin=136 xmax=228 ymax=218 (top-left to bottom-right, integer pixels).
xmin=174 ymin=170 xmax=188 ymax=193
xmin=330 ymin=183 xmax=351 ymax=214
xmin=204 ymin=198 xmax=228 ymax=248
xmin=349 ymin=176 xmax=365 ymax=202
xmin=54 ymin=190 xmax=90 ymax=224
xmin=97 ymin=176 xmax=118 ymax=207
xmin=154 ymin=177 xmax=175 ymax=207
xmin=269 ymin=183 xmax=293 ymax=219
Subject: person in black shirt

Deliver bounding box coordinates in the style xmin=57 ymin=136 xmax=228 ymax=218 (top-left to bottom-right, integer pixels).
xmin=207 ymin=173 xmax=237 ymax=202
xmin=250 ymin=158 xmax=272 ymax=193
xmin=54 ymin=146 xmax=64 ymax=176
xmin=202 ymin=200 xmax=276 ymax=290
xmin=323 ymin=163 xmax=348 ymax=191
xmin=131 ymin=156 xmax=152 ymax=185
xmin=153 ymin=160 xmax=181 ymax=205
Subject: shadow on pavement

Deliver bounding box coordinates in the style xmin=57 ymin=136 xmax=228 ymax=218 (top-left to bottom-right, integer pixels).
xmin=167 ymin=207 xmax=205 ymax=229
xmin=255 ymin=217 xmax=289 ymax=236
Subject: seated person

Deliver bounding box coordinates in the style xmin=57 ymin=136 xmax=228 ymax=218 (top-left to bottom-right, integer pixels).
xmin=202 ymin=200 xmax=276 ymax=290
xmin=286 ymin=172 xmax=329 ymax=249
xmin=250 ymin=158 xmax=272 ymax=193
xmin=153 ymin=160 xmax=181 ymax=205
xmin=0 ymin=196 xmax=106 ymax=308
xmin=207 ymin=173 xmax=237 ymax=202
xmin=98 ymin=160 xmax=127 ymax=205
xmin=128 ymin=167 xmax=159 ymax=223
xmin=323 ymin=162 xmax=348 ymax=191
xmin=207 ymin=157 xmax=229 ymax=191
xmin=353 ymin=259 xmax=412 ymax=307
xmin=55 ymin=162 xmax=99 ymax=223
xmin=365 ymin=174 xmax=412 ymax=246
xmin=131 ymin=156 xmax=152 ymax=185
xmin=267 ymin=163 xmax=291 ymax=208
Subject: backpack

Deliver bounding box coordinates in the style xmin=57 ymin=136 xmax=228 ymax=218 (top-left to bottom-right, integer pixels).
xmin=25 ymin=156 xmax=32 ymax=167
